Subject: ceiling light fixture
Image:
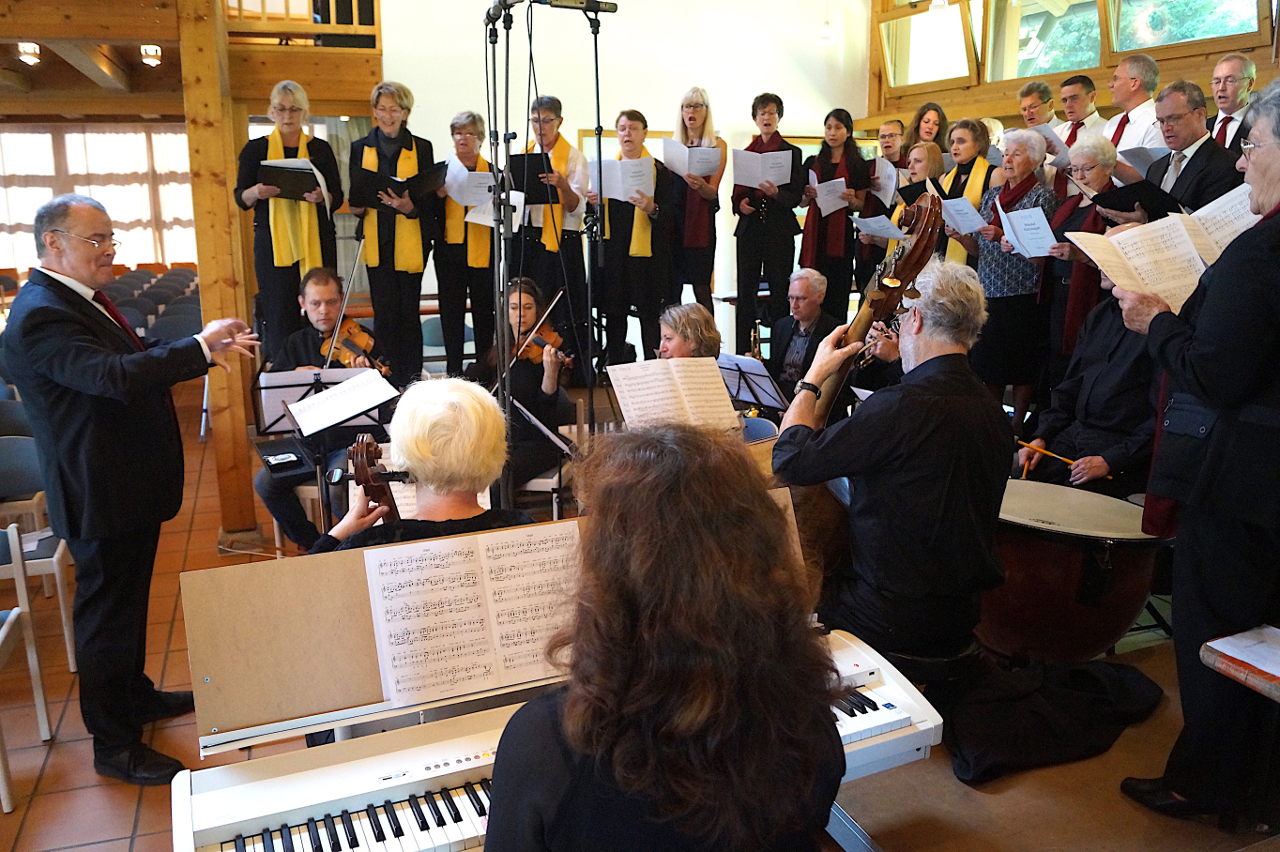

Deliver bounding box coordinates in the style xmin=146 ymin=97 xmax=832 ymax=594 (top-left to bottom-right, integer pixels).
xmin=140 ymin=44 xmax=162 ymax=67
xmin=18 ymin=43 xmax=40 ymax=66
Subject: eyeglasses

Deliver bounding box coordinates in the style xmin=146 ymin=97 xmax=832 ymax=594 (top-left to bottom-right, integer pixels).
xmin=879 ymin=132 xmax=902 ymax=140
xmin=1068 ymin=163 xmax=1101 ymax=176
xmin=373 ymin=105 xmax=405 ymax=115
xmin=1020 ymin=100 xmax=1050 ymax=111
xmin=51 ymin=229 xmax=120 ymax=250
xmin=529 ymin=117 xmax=559 ymax=126
xmin=271 ymin=104 xmax=304 ymax=115
xmin=682 ymin=103 xmax=706 ymax=110
xmin=452 ymin=131 xmax=480 ymax=139
xmin=1211 ymin=75 xmax=1252 ymax=87
xmin=1240 ymin=138 xmax=1278 ymax=160
xmin=1153 ymin=112 xmax=1193 ymax=128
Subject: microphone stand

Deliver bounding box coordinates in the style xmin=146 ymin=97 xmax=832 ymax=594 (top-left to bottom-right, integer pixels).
xmin=583 ymin=9 xmax=605 ymax=433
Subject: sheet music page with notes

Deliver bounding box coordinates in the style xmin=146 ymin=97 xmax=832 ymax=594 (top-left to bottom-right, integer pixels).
xmin=1183 ymin=184 xmax=1261 ymax=263
xmin=668 ymin=358 xmax=740 ymax=431
xmin=1068 ymin=215 xmax=1205 ymax=312
xmin=609 ymin=358 xmax=738 ymax=430
xmin=363 ymin=520 xmax=579 ymax=708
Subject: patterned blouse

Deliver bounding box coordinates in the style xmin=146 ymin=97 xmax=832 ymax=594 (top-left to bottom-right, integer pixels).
xmin=976 ymin=184 xmax=1059 ymax=299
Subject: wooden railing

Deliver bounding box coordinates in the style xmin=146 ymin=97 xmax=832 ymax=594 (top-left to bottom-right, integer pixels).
xmin=225 ymin=0 xmax=379 ymax=43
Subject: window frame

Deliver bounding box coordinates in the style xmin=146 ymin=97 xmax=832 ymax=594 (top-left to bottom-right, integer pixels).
xmin=878 ymin=0 xmax=981 ymax=98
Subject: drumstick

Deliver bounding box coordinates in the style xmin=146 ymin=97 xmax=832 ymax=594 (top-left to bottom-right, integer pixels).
xmin=1016 ymin=440 xmax=1113 ymax=479
xmin=1021 ymin=458 xmax=1030 ymax=479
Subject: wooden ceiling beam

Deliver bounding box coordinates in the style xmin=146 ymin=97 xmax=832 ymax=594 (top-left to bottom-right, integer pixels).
xmin=45 ymin=41 xmax=132 ymax=91
xmin=0 ymin=69 xmax=30 ymax=92
xmin=0 ymin=91 xmax=182 ymax=115
xmin=0 ymin=1 xmax=179 ymax=42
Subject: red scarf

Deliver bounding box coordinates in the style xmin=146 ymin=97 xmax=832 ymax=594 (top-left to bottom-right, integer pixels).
xmin=731 ymin=132 xmax=785 ymax=212
xmin=799 ymin=154 xmax=850 ymax=267
xmin=1046 ymin=185 xmax=1112 ymax=355
xmin=991 ymin=172 xmax=1039 ymax=215
xmin=682 ymin=144 xmax=714 ymax=249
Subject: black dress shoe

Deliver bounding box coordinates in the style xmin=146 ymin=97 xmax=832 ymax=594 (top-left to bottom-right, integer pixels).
xmin=1121 ymin=776 xmax=1215 ymax=819
xmin=136 ymin=690 xmax=195 ymax=724
xmin=94 ymin=744 xmax=185 ymax=786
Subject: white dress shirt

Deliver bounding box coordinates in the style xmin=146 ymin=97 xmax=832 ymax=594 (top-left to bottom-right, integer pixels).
xmin=1211 ymin=110 xmax=1245 ymax=148
xmin=1047 ymin=110 xmax=1109 ymax=197
xmin=525 ymin=140 xmax=590 ymax=233
xmin=1104 ymin=98 xmax=1164 ymax=175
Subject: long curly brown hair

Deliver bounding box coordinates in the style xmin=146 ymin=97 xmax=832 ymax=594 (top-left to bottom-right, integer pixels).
xmin=548 ymin=425 xmax=842 ymax=848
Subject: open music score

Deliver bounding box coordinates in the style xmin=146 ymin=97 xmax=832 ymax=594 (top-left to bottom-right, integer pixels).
xmin=365 ymin=521 xmax=580 ymax=707
xmin=607 ymin=357 xmax=739 ymax=431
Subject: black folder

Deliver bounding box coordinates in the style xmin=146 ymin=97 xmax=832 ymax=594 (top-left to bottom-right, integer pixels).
xmin=898 ymin=180 xmax=933 ymax=206
xmin=348 ymin=161 xmax=448 ymax=209
xmin=507 ymin=153 xmax=560 ymax=205
xmin=257 ymin=163 xmax=320 ymax=201
xmin=1091 ymin=180 xmax=1186 ymax=220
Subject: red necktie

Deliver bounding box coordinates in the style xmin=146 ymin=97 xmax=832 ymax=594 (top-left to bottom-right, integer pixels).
xmin=1110 ymin=112 xmax=1129 ymax=146
xmin=1214 ymin=114 xmax=1233 ymax=147
xmin=92 ymin=290 xmax=145 ymax=351
xmin=1053 ymin=121 xmax=1086 ymax=198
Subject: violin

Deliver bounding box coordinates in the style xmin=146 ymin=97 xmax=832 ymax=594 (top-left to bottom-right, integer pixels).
xmin=515 ymin=323 xmax=575 ymax=373
xmin=323 ymin=317 xmax=392 ymax=376
xmin=347 ymin=434 xmax=401 ymax=524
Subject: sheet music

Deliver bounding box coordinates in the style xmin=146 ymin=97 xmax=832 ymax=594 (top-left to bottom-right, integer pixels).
xmin=590 ymin=157 xmax=656 ymax=201
xmin=608 ymin=358 xmax=738 ymax=431
xmin=668 ymin=358 xmax=740 ymax=431
xmin=810 ymin=172 xmax=848 ymax=217
xmin=732 ymin=148 xmax=792 ymax=187
xmin=996 ymin=198 xmax=1057 ymax=258
xmin=871 ymin=157 xmax=897 ymax=208
xmin=1118 ymin=145 xmax=1171 ymax=175
xmin=1206 ymin=626 xmax=1280 ymax=676
xmin=260 ymin=157 xmax=333 ymax=213
xmin=465 ymin=190 xmax=526 ymax=227
xmin=1184 ymin=183 xmax=1261 ymax=263
xmin=661 ymin=138 xmax=720 ymax=177
xmin=363 ymin=520 xmax=579 ymax=707
xmin=285 ymin=369 xmax=399 ymax=436
xmin=1027 ymin=125 xmax=1071 ymax=169
xmin=1068 ymin=216 xmax=1205 ymax=312
xmin=852 ymin=215 xmax=907 ymax=240
xmin=940 ymin=197 xmax=987 ymax=234
xmin=446 ymin=167 xmax=495 ymax=208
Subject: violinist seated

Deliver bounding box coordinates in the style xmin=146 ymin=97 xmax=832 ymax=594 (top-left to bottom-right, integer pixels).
xmin=466 ymin=277 xmax=574 ymax=489
xmin=1015 ymin=281 xmax=1156 ymax=500
xmin=309 ymin=378 xmax=533 ymax=553
xmin=772 ymin=258 xmax=1010 ymax=694
xmin=254 ymin=267 xmax=388 ymax=550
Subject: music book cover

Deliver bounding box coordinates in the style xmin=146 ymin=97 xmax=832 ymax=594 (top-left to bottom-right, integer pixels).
xmin=1201 ymin=625 xmax=1280 ymax=703
xmin=897 ymin=180 xmax=932 ymax=206
xmin=1092 ymin=180 xmax=1185 ymax=219
xmin=257 ymin=163 xmax=320 ymax=201
xmin=507 ymin=153 xmax=560 ymax=205
xmin=349 ymin=161 xmax=449 ymax=209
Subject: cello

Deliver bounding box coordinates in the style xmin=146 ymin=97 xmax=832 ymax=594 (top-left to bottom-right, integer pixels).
xmin=346 ymin=433 xmax=402 ymax=524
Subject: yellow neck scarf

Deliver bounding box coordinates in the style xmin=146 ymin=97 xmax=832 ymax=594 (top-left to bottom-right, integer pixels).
xmin=266 ymin=128 xmax=324 ymax=272
xmin=941 ymin=157 xmax=992 ymax=264
xmin=360 ymin=137 xmax=424 ymax=272
xmin=885 ymin=203 xmax=906 ymax=257
xmin=444 ymin=156 xmax=491 ymax=268
xmin=603 ymin=145 xmax=654 ymax=258
xmin=527 ymin=135 xmax=571 ymax=252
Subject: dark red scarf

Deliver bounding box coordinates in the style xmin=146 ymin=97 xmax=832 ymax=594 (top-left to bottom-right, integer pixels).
xmin=991 ymin=172 xmax=1039 ymax=215
xmin=799 ymin=153 xmax=851 ymax=267
xmin=1046 ymin=185 xmax=1112 ymax=355
xmin=731 ymin=132 xmax=785 ymax=213
xmin=682 ymin=144 xmax=715 ymax=249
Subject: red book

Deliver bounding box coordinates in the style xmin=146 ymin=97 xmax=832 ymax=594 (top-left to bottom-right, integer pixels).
xmin=1200 ymin=626 xmax=1280 ymax=704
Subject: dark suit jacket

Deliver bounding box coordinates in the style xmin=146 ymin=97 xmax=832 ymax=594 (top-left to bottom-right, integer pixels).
xmin=1206 ymin=110 xmax=1251 ymax=156
xmin=1146 ymin=212 xmax=1280 ymax=528
xmin=349 ymin=129 xmax=440 ymax=264
xmin=1145 ymin=138 xmax=1242 ymax=212
xmin=768 ymin=312 xmax=840 ymax=391
xmin=1 ymin=269 xmax=209 ymax=539
xmin=731 ymin=137 xmax=805 ymax=239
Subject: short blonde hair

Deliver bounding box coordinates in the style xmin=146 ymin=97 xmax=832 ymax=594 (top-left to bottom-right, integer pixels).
xmin=370 ymin=81 xmax=414 ymax=113
xmin=270 ymin=80 xmax=309 ymax=116
xmin=389 ymin=379 xmax=507 ymax=494
xmin=659 ymin=303 xmax=721 ymax=357
xmin=450 ymin=110 xmax=486 ymax=137
xmin=908 ymin=142 xmax=945 ymax=180
xmin=676 ymin=86 xmax=718 ymax=147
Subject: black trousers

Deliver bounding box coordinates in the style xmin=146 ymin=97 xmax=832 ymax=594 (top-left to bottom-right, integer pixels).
xmin=815 ymin=252 xmax=855 ymax=322
xmin=602 ymin=254 xmax=661 ymax=364
xmin=1164 ymin=504 xmax=1280 ymax=820
xmin=516 ymin=229 xmax=592 ymax=376
xmin=67 ymin=526 xmax=162 ymax=753
xmin=253 ymin=229 xmax=308 ymax=362
xmin=735 ymin=231 xmax=795 ymax=354
xmin=670 ymin=243 xmax=715 ymax=311
xmin=367 ymin=262 xmax=426 ymax=389
xmin=433 ymin=243 xmax=495 ymax=376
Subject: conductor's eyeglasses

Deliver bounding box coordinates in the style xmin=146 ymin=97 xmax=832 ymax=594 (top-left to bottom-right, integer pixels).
xmin=51 ymin=229 xmax=120 ymax=250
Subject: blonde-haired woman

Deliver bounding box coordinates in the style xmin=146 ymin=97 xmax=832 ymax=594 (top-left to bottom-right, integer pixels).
xmin=658 ymin=302 xmax=721 ymax=359
xmin=668 ymin=86 xmax=728 ymax=310
xmin=235 ymin=80 xmax=343 ymax=360
xmin=311 ymin=378 xmax=533 ymax=552
xmin=348 ymin=81 xmax=438 ymax=389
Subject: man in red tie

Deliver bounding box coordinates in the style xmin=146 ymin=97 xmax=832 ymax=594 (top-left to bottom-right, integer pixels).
xmin=1208 ymin=53 xmax=1255 ymax=155
xmin=1105 ymin=54 xmax=1164 ymax=185
xmin=1050 ymin=75 xmax=1109 ymax=199
xmin=1 ymin=195 xmax=257 ymax=786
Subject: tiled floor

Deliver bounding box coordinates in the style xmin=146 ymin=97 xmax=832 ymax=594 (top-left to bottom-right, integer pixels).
xmin=0 ymin=378 xmax=291 ymax=851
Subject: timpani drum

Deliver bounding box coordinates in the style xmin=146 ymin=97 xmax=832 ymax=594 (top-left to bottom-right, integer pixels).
xmin=976 ymin=479 xmax=1164 ymax=664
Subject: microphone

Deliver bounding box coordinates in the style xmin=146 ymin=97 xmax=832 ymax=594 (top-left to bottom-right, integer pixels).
xmin=484 ymin=0 xmax=527 ymax=25
xmin=530 ymin=0 xmax=619 ymax=11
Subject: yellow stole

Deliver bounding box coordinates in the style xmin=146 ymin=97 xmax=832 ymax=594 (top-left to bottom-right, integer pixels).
xmin=360 ymin=138 xmax=424 ymax=272
xmin=266 ymin=128 xmax=324 ymax=272
xmin=444 ymin=156 xmax=492 ymax=269
xmin=527 ymin=135 xmax=571 ymax=252
xmin=885 ymin=203 xmax=906 ymax=257
xmin=603 ymin=145 xmax=654 ymax=258
xmin=941 ymin=157 xmax=992 ymax=264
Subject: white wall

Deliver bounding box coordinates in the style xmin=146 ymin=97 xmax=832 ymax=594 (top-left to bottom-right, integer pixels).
xmin=380 ymin=0 xmax=872 ymax=350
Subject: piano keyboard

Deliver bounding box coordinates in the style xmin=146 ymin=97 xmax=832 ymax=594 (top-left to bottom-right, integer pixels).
xmin=175 ymin=631 xmax=941 ymax=851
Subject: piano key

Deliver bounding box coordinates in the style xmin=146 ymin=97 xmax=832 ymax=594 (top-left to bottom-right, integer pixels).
xmin=393 ymin=801 xmax=435 ymax=852
xmin=306 ymin=818 xmax=323 ymax=852
xmin=261 ymin=829 xmax=276 ymax=852
xmin=427 ymin=792 xmax=466 ymax=852
xmin=425 ymin=789 xmax=449 ymax=827
xmin=235 ymin=835 xmax=248 ymax=852
xmin=479 ymin=778 xmax=492 ymax=798
xmin=279 ymin=826 xmax=295 ymax=852
xmin=365 ymin=804 xmax=387 ymax=844
xmin=382 ymin=801 xmax=404 ymax=839
xmin=347 ymin=811 xmax=388 ymax=852
xmin=339 ymin=810 xmax=359 ymax=849
xmin=448 ymin=787 xmax=484 ymax=847
xmin=407 ymin=795 xmax=429 ymax=832
xmin=323 ymin=813 xmax=342 ymax=851
xmin=463 ymin=782 xmax=486 ymax=817
xmin=438 ymin=787 xmax=462 ymax=824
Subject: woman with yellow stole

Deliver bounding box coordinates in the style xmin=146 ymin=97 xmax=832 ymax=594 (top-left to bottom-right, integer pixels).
xmin=937 ymin=118 xmax=1004 ymax=265
xmin=433 ymin=110 xmax=495 ymax=376
xmin=586 ymin=109 xmax=672 ymax=363
xmin=235 ymin=80 xmax=343 ymax=360
xmin=348 ymin=80 xmax=437 ymax=389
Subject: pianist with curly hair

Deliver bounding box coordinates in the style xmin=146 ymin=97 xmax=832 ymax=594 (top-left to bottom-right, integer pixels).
xmin=486 ymin=424 xmax=845 ymax=850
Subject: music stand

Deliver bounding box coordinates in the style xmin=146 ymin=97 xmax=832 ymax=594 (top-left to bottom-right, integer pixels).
xmin=257 ymin=368 xmax=381 ymax=435
xmin=716 ymin=352 xmax=789 ymax=411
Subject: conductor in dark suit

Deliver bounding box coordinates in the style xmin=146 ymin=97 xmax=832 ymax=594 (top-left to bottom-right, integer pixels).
xmin=1114 ymin=84 xmax=1280 ymax=829
xmin=1145 ymin=81 xmax=1242 ymax=212
xmin=1 ymin=195 xmax=257 ymax=785
xmin=767 ymin=268 xmax=839 ymax=398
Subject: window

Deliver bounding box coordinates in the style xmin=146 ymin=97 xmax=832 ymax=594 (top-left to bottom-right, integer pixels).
xmin=986 ymin=0 xmax=1101 ymax=82
xmin=880 ymin=4 xmax=973 ymax=88
xmin=1113 ymin=0 xmax=1259 ymax=50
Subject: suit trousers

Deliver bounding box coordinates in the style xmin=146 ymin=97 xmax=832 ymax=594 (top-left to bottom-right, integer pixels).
xmin=67 ymin=527 xmax=162 ymax=753
xmin=516 ymin=231 xmax=592 ymax=376
xmin=367 ymin=263 xmax=425 ymax=389
xmin=253 ymin=229 xmax=307 ymax=362
xmin=1164 ymin=504 xmax=1280 ymax=821
xmin=433 ymin=244 xmax=496 ymax=376
xmin=735 ymin=232 xmax=795 ymax=354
